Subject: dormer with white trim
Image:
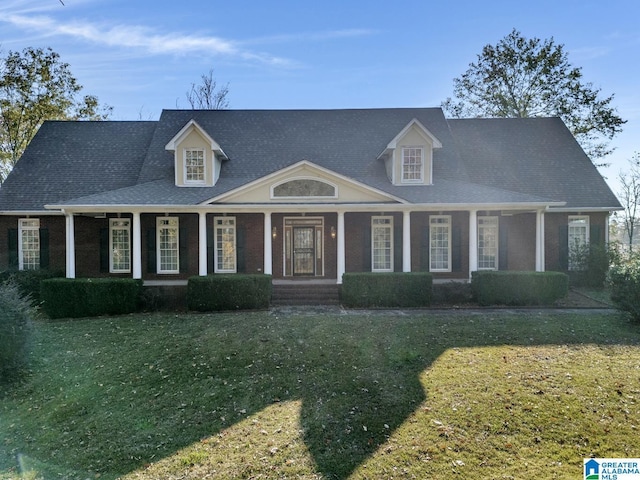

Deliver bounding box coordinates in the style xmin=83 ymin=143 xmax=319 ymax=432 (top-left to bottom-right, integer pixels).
xmin=165 ymin=119 xmax=228 ymax=187
xmin=378 ymin=118 xmax=442 ymax=186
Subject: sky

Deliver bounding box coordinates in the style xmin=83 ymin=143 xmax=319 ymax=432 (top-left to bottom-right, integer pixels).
xmin=1 ymin=0 xmax=639 ymax=195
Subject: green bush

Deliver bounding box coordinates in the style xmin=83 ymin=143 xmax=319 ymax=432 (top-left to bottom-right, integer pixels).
xmin=41 ymin=278 xmax=143 ymax=319
xmin=0 ymin=269 xmax=64 ymax=305
xmin=187 ymin=274 xmax=272 ymax=311
xmin=341 ymin=272 xmax=432 ymax=308
xmin=0 ymin=281 xmax=35 ymax=383
xmin=568 ymin=243 xmax=612 ymax=287
xmin=472 ymin=271 xmax=568 ymax=306
xmin=609 ymin=256 xmax=640 ymax=321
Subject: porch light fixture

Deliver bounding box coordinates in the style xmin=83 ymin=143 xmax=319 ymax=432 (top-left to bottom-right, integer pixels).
xmin=330 ymin=226 xmax=336 ymax=240
xmin=272 ymin=226 xmax=277 ymax=239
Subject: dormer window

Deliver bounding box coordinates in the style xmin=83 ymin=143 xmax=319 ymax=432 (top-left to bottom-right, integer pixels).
xmin=378 ymin=118 xmax=442 ymax=186
xmin=185 ymin=148 xmax=205 ymax=184
xmin=402 ymin=147 xmax=424 ymax=183
xmin=165 ymin=119 xmax=228 ymax=187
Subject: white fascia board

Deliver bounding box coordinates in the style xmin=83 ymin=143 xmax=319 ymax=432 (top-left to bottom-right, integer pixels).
xmin=547 ymin=206 xmax=623 ymax=212
xmin=164 ymin=119 xmax=227 ymax=158
xmin=0 ymin=210 xmax=64 ymax=216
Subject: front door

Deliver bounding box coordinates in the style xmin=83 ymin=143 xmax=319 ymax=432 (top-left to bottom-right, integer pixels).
xmin=293 ymin=226 xmax=315 ymax=275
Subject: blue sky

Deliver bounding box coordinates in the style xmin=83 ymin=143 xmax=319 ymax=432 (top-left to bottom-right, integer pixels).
xmin=1 ymin=0 xmax=639 ymax=193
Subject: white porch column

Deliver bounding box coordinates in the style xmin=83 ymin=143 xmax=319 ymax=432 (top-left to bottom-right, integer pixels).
xmin=468 ymin=209 xmax=478 ymax=280
xmin=337 ymin=211 xmax=345 ymax=284
xmin=198 ymin=212 xmax=208 ymax=276
xmin=536 ymin=209 xmax=546 ymax=272
xmin=65 ymin=213 xmax=75 ymax=279
xmin=402 ymin=210 xmax=411 ymax=272
xmin=264 ymin=212 xmax=273 ymax=275
xmin=132 ymin=212 xmax=142 ymax=279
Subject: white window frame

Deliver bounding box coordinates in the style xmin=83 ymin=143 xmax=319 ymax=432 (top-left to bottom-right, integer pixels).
xmin=568 ymin=215 xmax=589 ymax=271
xmin=214 ymin=217 xmax=237 ymax=273
xmin=18 ymin=218 xmax=40 ymax=271
xmin=184 ymin=148 xmax=206 ymax=184
xmin=429 ymin=215 xmax=451 ymax=272
xmin=401 ymin=146 xmax=424 ymax=183
xmin=371 ymin=216 xmax=393 ymax=272
xmin=477 ymin=216 xmax=499 ymax=270
xmin=157 ymin=217 xmax=180 ymax=274
xmin=109 ymin=218 xmax=131 ymax=273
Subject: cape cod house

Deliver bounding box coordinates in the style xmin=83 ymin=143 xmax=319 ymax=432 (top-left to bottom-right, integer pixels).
xmin=0 ymin=108 xmax=621 ymax=301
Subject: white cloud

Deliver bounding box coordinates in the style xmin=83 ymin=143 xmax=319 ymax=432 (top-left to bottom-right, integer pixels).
xmin=1 ymin=12 xmax=293 ymax=66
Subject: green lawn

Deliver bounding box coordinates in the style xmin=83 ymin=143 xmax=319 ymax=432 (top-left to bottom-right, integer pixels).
xmin=1 ymin=309 xmax=639 ymax=479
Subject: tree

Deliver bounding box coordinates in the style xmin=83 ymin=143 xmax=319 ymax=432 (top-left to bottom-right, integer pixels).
xmin=618 ymin=153 xmax=640 ymax=252
xmin=186 ymin=69 xmax=229 ymax=110
xmin=441 ymin=29 xmax=625 ymax=165
xmin=0 ymin=47 xmax=111 ymax=181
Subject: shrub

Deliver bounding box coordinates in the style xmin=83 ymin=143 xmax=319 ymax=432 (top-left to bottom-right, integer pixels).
xmin=0 ymin=281 xmax=35 ymax=383
xmin=0 ymin=269 xmax=64 ymax=305
xmin=41 ymin=278 xmax=143 ymax=319
xmin=431 ymin=281 xmax=473 ymax=306
xmin=187 ymin=274 xmax=272 ymax=311
xmin=568 ymin=243 xmax=612 ymax=288
xmin=341 ymin=272 xmax=432 ymax=308
xmin=471 ymin=271 xmax=568 ymax=306
xmin=609 ymin=255 xmax=640 ymax=321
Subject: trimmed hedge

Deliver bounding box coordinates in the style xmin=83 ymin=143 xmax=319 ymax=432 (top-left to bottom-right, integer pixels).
xmin=471 ymin=271 xmax=568 ymax=306
xmin=341 ymin=272 xmax=432 ymax=308
xmin=609 ymin=261 xmax=640 ymax=321
xmin=187 ymin=274 xmax=272 ymax=311
xmin=41 ymin=278 xmax=143 ymax=319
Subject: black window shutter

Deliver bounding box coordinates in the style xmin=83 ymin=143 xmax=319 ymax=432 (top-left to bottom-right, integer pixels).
xmin=99 ymin=228 xmax=109 ymax=273
xmin=207 ymin=223 xmax=214 ymax=274
xmin=590 ymin=224 xmax=603 ymax=246
xmin=237 ymin=225 xmax=246 ymax=273
xmin=452 ymin=225 xmax=462 ymax=272
xmin=39 ymin=228 xmax=50 ymax=269
xmin=420 ymin=226 xmax=430 ymax=271
xmin=499 ymin=220 xmax=508 ymax=270
xmin=394 ymin=226 xmax=402 ymax=272
xmin=362 ymin=226 xmax=371 ymax=271
xmin=146 ymin=228 xmax=156 ymax=274
xmin=8 ymin=228 xmax=18 ymax=270
xmin=179 ymin=227 xmax=188 ymax=273
xmin=558 ymin=225 xmax=569 ymax=271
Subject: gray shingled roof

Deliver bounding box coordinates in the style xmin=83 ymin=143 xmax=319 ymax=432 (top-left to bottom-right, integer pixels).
xmin=0 ymin=109 xmax=621 ymax=212
xmin=0 ymin=121 xmax=156 ymax=211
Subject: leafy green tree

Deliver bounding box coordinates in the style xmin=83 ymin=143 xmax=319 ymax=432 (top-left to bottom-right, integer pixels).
xmin=442 ymin=29 xmax=625 ymax=165
xmin=0 ymin=47 xmax=112 ymax=181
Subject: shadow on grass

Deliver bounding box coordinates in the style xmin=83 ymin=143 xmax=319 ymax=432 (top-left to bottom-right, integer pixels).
xmin=1 ymin=309 xmax=636 ymax=479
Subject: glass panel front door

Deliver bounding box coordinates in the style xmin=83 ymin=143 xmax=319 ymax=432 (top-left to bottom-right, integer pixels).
xmin=293 ymin=226 xmax=315 ymax=275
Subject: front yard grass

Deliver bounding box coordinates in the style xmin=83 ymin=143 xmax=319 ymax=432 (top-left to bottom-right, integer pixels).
xmin=1 ymin=309 xmax=639 ymax=479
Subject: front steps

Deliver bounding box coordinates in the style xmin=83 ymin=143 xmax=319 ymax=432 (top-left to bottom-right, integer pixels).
xmin=271 ymin=280 xmax=340 ymax=306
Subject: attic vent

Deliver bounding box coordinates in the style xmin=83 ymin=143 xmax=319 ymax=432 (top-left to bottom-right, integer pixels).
xmin=272 ymin=178 xmax=336 ymax=198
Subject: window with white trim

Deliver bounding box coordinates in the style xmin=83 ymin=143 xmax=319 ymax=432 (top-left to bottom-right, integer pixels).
xmin=19 ymin=219 xmax=39 ymax=271
xmin=430 ymin=216 xmax=451 ymax=272
xmin=372 ymin=216 xmax=393 ymax=272
xmin=184 ymin=148 xmax=205 ymax=183
xmin=157 ymin=217 xmax=179 ymax=274
xmin=402 ymin=147 xmax=424 ymax=183
xmin=478 ymin=216 xmax=499 ymax=270
xmin=568 ymin=215 xmax=589 ymax=271
xmin=215 ymin=217 xmax=236 ymax=273
xmin=110 ymin=219 xmax=131 ymax=273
